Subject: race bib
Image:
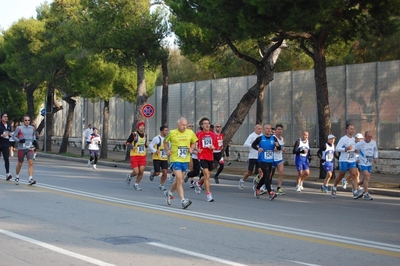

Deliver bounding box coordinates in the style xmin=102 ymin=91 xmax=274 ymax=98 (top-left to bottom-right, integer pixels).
xmin=137 ymin=145 xmax=145 ymax=154
xmin=23 ymin=141 xmax=33 ymax=149
xmin=202 ymin=137 xmax=212 ymax=147
xmin=178 ymin=146 xmax=188 ymax=158
xmin=263 ymin=150 xmax=273 ymax=160
xmin=160 ymin=149 xmax=167 ymax=158
xmin=347 ymin=151 xmax=355 ymax=161
xmin=326 ymin=153 xmax=334 ymax=162
xmin=366 ymin=156 xmax=373 ymax=165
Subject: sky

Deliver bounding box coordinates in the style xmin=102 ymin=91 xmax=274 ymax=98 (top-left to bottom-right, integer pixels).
xmin=0 ymin=0 xmax=53 ymax=31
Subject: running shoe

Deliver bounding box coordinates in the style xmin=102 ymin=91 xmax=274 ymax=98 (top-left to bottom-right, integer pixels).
xmin=159 ymin=185 xmax=166 ymax=191
xmin=133 ymin=184 xmax=142 ymax=191
xmin=238 ymin=179 xmax=244 ymax=189
xmin=214 ymin=175 xmax=220 ymax=184
xmin=181 ymin=198 xmax=192 ymax=209
xmin=260 ymin=185 xmax=267 ymax=195
xmin=164 ymin=190 xmax=174 ymax=205
xmin=363 ymin=193 xmax=373 ymax=200
xmin=194 ymin=181 xmax=202 ymax=194
xmin=149 ymin=170 xmax=155 ymax=181
xmin=226 ymin=161 xmax=231 ymax=166
xmin=206 ymin=193 xmax=214 ymax=202
xmin=295 ymin=185 xmax=301 ymax=192
xmin=183 ymin=172 xmax=189 ymax=183
xmin=320 ymin=185 xmax=329 ymax=193
xmin=276 ymin=188 xmax=285 ymax=195
xmin=253 ymin=185 xmax=260 ymax=199
xmin=28 ymin=179 xmax=36 ymax=185
xmin=125 ymin=174 xmax=132 ymax=186
xmin=6 ymin=173 xmax=12 ymax=181
xmin=331 ymin=187 xmax=337 ymax=198
xmin=14 ymin=177 xmax=19 ymax=185
xmin=342 ymin=178 xmax=348 ymax=190
xmin=87 ymin=160 xmax=91 ymax=167
xmin=269 ymin=191 xmax=277 ymax=201
xmin=299 ymin=182 xmax=304 ymax=191
xmin=253 ymin=174 xmax=260 ymax=185
xmin=190 ymin=181 xmax=195 ymax=188
xmin=353 ymin=189 xmax=363 ymax=199
xmin=93 ymin=164 xmax=97 ymax=170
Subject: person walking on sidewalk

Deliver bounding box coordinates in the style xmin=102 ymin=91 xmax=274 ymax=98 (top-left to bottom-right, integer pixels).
xmin=317 ymin=134 xmax=338 ymax=193
xmin=238 ymin=124 xmax=262 ymax=189
xmin=0 ymin=113 xmax=13 ymax=181
xmin=86 ymin=127 xmax=101 ymax=170
xmin=293 ymin=130 xmax=312 ymax=192
xmin=125 ymin=121 xmax=148 ymax=191
xmin=148 ymin=125 xmax=169 ymax=191
xmin=163 ymin=117 xmax=197 ymax=209
xmin=331 ymin=123 xmax=363 ymax=199
xmin=355 ymin=131 xmax=379 ymax=200
xmin=12 ymin=115 xmax=37 ymax=185
xmin=251 ymin=124 xmax=280 ymax=200
xmin=194 ymin=117 xmax=218 ymax=202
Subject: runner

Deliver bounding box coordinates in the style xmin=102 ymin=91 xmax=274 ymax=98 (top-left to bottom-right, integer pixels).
xmin=212 ymin=122 xmax=225 ymax=184
xmin=148 ymin=125 xmax=169 ymax=191
xmin=317 ymin=134 xmax=338 ymax=193
xmin=163 ymin=117 xmax=197 ymax=209
xmin=86 ymin=127 xmax=101 ymax=170
xmin=270 ymin=124 xmax=286 ymax=195
xmin=293 ymin=130 xmax=312 ymax=192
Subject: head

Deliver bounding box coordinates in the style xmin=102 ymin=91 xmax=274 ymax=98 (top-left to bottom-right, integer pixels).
xmin=263 ymin=124 xmax=273 ymax=136
xmin=363 ymin=131 xmax=373 ymax=143
xmin=355 ymin=133 xmax=364 ymax=143
xmin=187 ymin=123 xmax=194 ymax=131
xmin=137 ymin=121 xmax=145 ymax=133
xmin=345 ymin=123 xmax=355 ymax=137
xmin=92 ymin=127 xmax=98 ymax=133
xmin=271 ymin=127 xmax=276 ymax=135
xmin=301 ymin=130 xmax=309 ymax=141
xmin=275 ymin=124 xmax=284 ymax=136
xmin=177 ymin=117 xmax=188 ymax=132
xmin=88 ymin=124 xmax=92 ymax=129
xmin=254 ymin=124 xmax=263 ymax=135
xmin=159 ymin=125 xmax=169 ymax=137
xmin=327 ymin=134 xmax=336 ymax=144
xmin=199 ymin=117 xmax=211 ymax=132
xmin=1 ymin=113 xmax=8 ymax=123
xmin=214 ymin=123 xmax=222 ymax=133
xmin=23 ymin=115 xmax=31 ymax=126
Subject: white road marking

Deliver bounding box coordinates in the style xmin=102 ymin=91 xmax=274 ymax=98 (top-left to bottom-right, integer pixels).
xmin=288 ymin=260 xmax=322 ymax=266
xmin=0 ymin=229 xmax=116 ymax=266
xmin=148 ymin=242 xmax=248 ymax=266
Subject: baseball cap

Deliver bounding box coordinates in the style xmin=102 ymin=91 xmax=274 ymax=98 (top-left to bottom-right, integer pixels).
xmin=327 ymin=134 xmax=335 ymax=139
xmin=355 ymin=133 xmax=364 ymax=139
xmin=137 ymin=121 xmax=145 ymax=128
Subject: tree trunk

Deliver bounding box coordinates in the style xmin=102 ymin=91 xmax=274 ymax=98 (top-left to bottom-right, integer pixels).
xmin=161 ymin=56 xmax=169 ymax=126
xmin=132 ymin=58 xmax=148 ymax=131
xmin=44 ymin=85 xmax=55 ymax=152
xmin=256 ymin=90 xmax=264 ymax=124
xmin=312 ymin=31 xmax=332 ymax=147
xmin=59 ymin=96 xmax=76 ymax=153
xmin=24 ymin=83 xmax=37 ymax=123
xmin=100 ymin=100 xmax=109 ymax=159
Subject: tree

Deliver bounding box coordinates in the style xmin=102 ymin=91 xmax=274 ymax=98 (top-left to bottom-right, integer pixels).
xmin=166 ymin=0 xmax=286 ymax=148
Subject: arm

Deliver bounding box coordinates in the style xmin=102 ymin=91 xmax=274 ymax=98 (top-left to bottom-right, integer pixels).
xmin=273 ymin=136 xmax=282 ymax=151
xmin=251 ymin=136 xmax=261 ymax=151
xmin=292 ymin=139 xmax=301 ymax=155
xmin=243 ymin=135 xmax=254 ymax=148
xmin=317 ymin=145 xmax=325 ymax=160
xmin=148 ymin=136 xmax=158 ymax=153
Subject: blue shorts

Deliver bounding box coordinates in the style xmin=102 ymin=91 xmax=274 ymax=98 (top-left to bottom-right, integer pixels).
xmin=170 ymin=162 xmax=188 ymax=172
xmin=339 ymin=161 xmax=357 ymax=172
xmin=323 ymin=161 xmax=334 ymax=172
xmin=359 ymin=165 xmax=372 ymax=173
xmin=273 ymin=160 xmax=283 ymax=168
xmin=296 ymin=160 xmax=309 ymax=171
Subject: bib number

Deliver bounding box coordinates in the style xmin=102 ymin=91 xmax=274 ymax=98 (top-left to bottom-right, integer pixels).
xmin=137 ymin=145 xmax=145 ymax=154
xmin=263 ymin=150 xmax=273 ymax=160
xmin=202 ymin=137 xmax=212 ymax=147
xmin=160 ymin=149 xmax=167 ymax=158
xmin=178 ymin=146 xmax=188 ymax=158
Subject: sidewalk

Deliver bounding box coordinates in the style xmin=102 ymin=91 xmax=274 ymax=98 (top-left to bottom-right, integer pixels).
xmin=39 ymin=142 xmax=400 ymax=197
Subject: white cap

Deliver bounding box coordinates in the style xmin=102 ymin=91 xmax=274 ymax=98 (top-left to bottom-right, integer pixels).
xmin=327 ymin=134 xmax=335 ymax=139
xmin=355 ymin=133 xmax=364 ymax=139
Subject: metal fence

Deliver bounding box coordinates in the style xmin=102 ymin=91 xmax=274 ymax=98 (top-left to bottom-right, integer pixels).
xmin=50 ymin=60 xmax=400 ymax=149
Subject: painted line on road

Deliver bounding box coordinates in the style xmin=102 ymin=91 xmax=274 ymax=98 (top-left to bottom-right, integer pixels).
xmin=148 ymin=242 xmax=248 ymax=266
xmin=11 ymin=182 xmax=400 ymax=258
xmin=0 ymin=228 xmax=116 ymax=266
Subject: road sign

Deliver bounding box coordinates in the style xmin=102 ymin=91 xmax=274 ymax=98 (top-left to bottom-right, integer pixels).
xmin=141 ymin=104 xmax=155 ymax=118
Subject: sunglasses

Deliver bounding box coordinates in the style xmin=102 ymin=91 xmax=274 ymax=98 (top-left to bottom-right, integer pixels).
xmin=215 ymin=126 xmax=221 ymax=128
xmin=24 ymin=120 xmax=30 ymax=121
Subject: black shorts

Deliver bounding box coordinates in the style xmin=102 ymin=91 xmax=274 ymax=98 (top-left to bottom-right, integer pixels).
xmin=248 ymin=159 xmax=259 ymax=171
xmin=199 ymin=160 xmax=214 ymax=171
xmin=153 ymin=160 xmax=168 ymax=172
xmin=9 ymin=142 xmax=15 ymax=148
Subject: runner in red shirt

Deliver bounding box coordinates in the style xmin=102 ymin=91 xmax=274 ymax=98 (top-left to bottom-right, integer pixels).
xmin=194 ymin=117 xmax=218 ymax=202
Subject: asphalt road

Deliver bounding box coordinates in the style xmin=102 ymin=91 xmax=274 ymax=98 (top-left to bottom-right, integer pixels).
xmin=1 ymin=157 xmax=399 ymax=266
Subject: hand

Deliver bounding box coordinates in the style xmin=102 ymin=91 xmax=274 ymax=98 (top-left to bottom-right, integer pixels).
xmin=19 ymin=139 xmax=25 ymax=143
xmin=302 ymin=149 xmax=307 ymax=154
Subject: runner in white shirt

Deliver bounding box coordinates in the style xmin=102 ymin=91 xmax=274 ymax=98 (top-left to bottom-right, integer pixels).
xmin=331 ymin=124 xmax=363 ymax=199
xmin=355 ymin=131 xmax=378 ymax=200
xmin=238 ymin=124 xmax=262 ymax=189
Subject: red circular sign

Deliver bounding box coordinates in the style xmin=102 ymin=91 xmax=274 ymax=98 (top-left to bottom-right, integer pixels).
xmin=141 ymin=104 xmax=155 ymax=118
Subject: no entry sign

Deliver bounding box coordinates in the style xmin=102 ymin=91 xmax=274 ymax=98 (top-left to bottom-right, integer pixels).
xmin=141 ymin=104 xmax=155 ymax=118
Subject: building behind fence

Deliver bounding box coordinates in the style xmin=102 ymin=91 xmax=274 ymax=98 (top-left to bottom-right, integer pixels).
xmin=49 ymin=60 xmax=400 ymax=150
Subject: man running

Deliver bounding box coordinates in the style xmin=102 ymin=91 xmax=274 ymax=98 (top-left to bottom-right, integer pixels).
xmin=212 ymin=122 xmax=225 ymax=184
xmin=293 ymin=130 xmax=312 ymax=192
xmin=148 ymin=125 xmax=169 ymax=191
xmin=317 ymin=134 xmax=338 ymax=193
xmin=270 ymin=124 xmax=286 ymax=195
xmin=0 ymin=113 xmax=13 ymax=180
xmin=163 ymin=117 xmax=197 ymax=209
